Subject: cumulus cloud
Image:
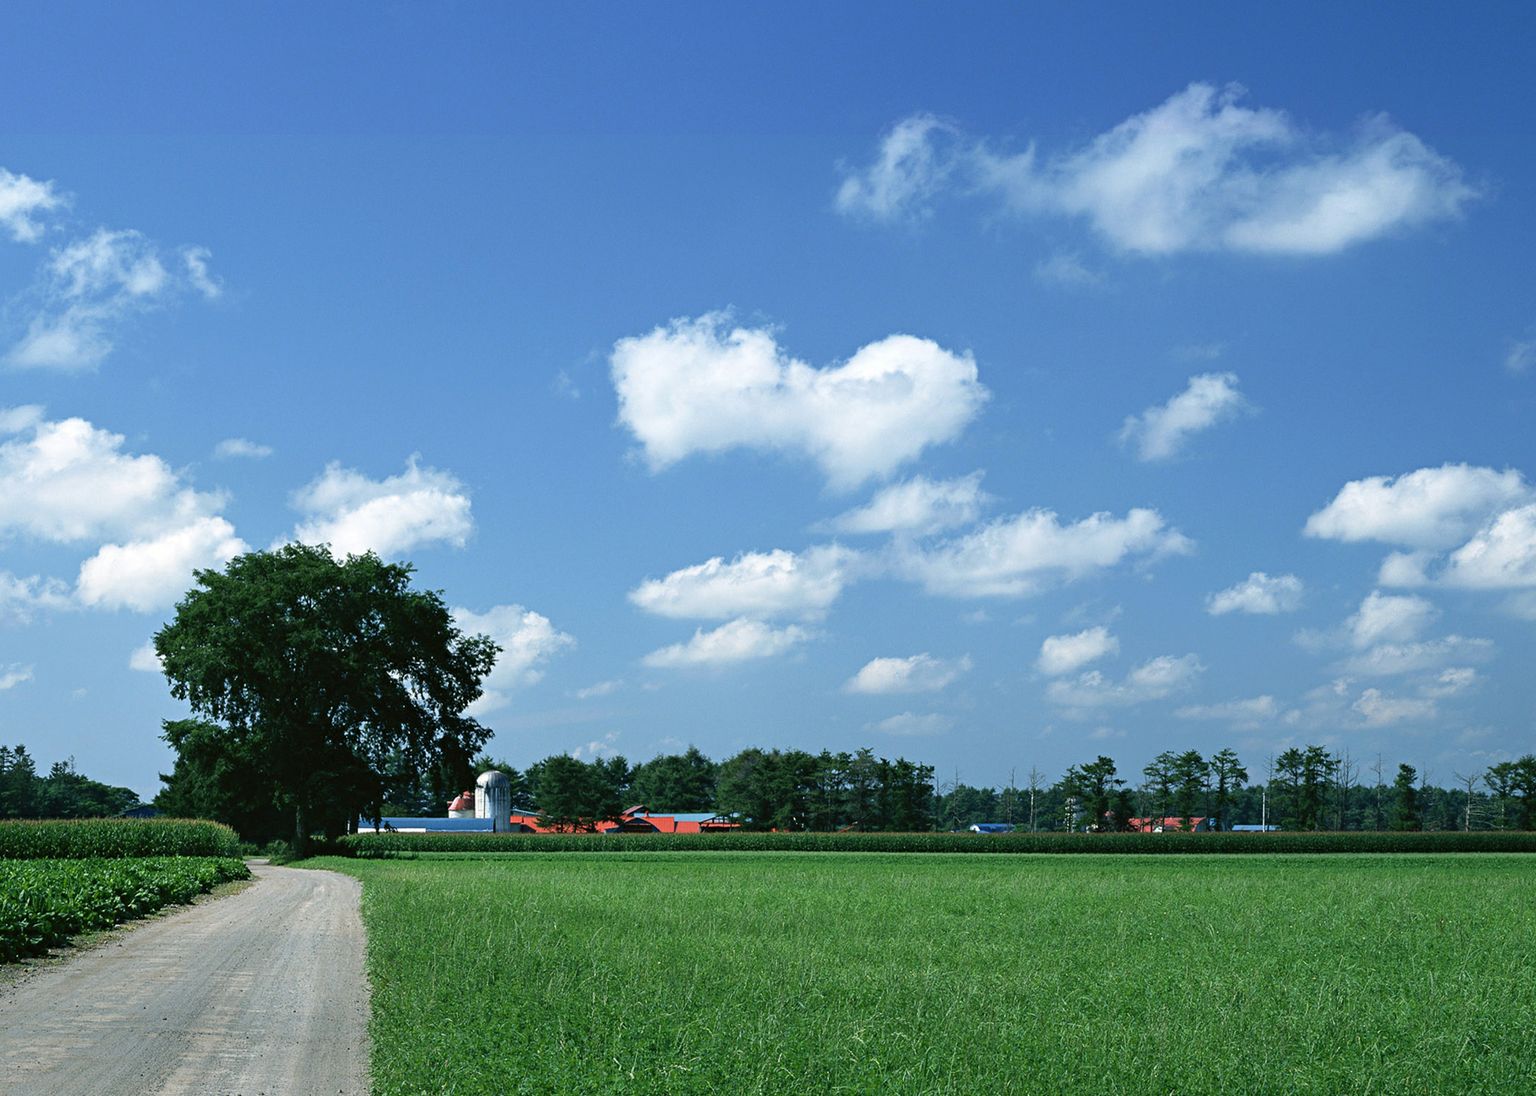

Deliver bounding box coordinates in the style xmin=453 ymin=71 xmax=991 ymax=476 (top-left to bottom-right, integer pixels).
xmin=6 ymin=229 xmax=218 ymax=371
xmin=76 ymin=516 xmax=247 ymax=612
xmin=0 ymin=663 xmax=33 ymax=691
xmin=451 ymin=605 xmax=575 ymax=717
xmin=610 ymin=313 xmax=988 ymax=490
xmin=1441 ymin=504 xmax=1536 ymax=589
xmin=1348 ymin=591 xmax=1438 ymax=649
xmin=1046 ymin=653 xmax=1204 ymax=709
xmin=840 ymin=84 xmax=1473 ymax=255
xmin=1174 ymin=695 xmax=1279 ymax=726
xmin=630 ymin=546 xmax=853 ymax=621
xmin=866 ymin=711 xmax=953 ymax=736
xmin=1120 ymin=373 xmax=1249 ymax=461
xmin=0 ymin=168 xmax=62 ymax=243
xmin=1305 ymin=464 xmax=1530 ymax=549
xmin=290 ymin=458 xmax=473 ymax=559
xmin=844 ymin=653 xmax=971 ymax=695
xmin=641 ymin=617 xmax=809 ymax=669
xmin=827 ymin=473 xmax=988 ymax=536
xmin=0 ymin=412 xmax=225 ymax=544
xmin=213 ymin=437 xmax=272 ymax=460
xmin=1037 ymin=626 xmax=1118 ymax=676
xmin=901 ymin=507 xmax=1191 ymax=598
xmin=1353 ymin=687 xmax=1437 ymax=727
xmin=1206 ymin=571 xmax=1304 ymax=615
xmin=128 ymin=641 xmax=163 ymax=674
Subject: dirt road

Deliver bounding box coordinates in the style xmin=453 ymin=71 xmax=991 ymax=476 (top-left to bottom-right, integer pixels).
xmin=0 ymin=863 xmax=370 ymax=1095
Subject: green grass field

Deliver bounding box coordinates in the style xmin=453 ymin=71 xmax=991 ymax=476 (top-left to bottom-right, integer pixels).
xmin=311 ymin=853 xmax=1536 ymax=1095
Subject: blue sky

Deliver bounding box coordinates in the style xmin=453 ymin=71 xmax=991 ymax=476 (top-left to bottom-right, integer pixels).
xmin=2 ymin=3 xmax=1534 ymax=797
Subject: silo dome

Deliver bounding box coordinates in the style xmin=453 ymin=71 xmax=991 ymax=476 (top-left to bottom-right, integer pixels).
xmin=474 ymin=770 xmax=512 ymax=832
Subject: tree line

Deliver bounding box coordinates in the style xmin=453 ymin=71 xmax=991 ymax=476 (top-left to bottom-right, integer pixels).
xmin=0 ymin=745 xmax=143 ymax=819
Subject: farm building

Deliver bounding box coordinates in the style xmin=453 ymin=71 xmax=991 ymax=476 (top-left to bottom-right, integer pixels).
xmin=968 ymin=823 xmax=1014 ymax=834
xmin=1229 ymin=824 xmax=1281 ymax=833
xmin=506 ymin=805 xmax=739 ymax=834
xmin=1127 ymin=817 xmax=1213 ymax=833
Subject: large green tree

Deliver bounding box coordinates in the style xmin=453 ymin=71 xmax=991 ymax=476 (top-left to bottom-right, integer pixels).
xmin=154 ymin=544 xmax=498 ymax=853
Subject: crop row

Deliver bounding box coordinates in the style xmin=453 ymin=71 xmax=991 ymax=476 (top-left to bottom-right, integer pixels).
xmin=0 ymin=856 xmax=250 ymax=963
xmin=338 ymin=828 xmax=1536 ymax=857
xmin=0 ymin=818 xmax=242 ymax=860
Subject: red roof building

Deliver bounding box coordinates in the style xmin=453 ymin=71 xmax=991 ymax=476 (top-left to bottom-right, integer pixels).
xmin=1126 ymin=816 xmax=1212 ymax=833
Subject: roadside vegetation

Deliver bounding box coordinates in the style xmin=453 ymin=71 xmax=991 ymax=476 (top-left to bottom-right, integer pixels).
xmin=315 ymin=852 xmax=1536 ymax=1095
xmin=0 ymin=856 xmax=249 ymax=963
xmin=0 ymin=818 xmax=249 ymax=963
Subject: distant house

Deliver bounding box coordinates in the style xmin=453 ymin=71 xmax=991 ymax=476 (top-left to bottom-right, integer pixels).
xmin=1126 ymin=816 xmax=1213 ymax=833
xmin=968 ymin=823 xmax=1015 ymax=834
xmin=1229 ymin=824 xmax=1280 ymax=833
xmin=121 ymin=805 xmax=160 ymax=819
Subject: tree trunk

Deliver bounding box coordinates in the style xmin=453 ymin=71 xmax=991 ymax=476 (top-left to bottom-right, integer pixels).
xmin=293 ymin=799 xmax=309 ymax=858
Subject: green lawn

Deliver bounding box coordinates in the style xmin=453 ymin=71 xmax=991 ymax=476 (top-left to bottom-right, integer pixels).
xmin=310 ymin=853 xmax=1536 ymax=1095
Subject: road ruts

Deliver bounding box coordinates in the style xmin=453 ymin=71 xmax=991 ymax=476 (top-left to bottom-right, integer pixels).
xmin=0 ymin=863 xmax=370 ymax=1095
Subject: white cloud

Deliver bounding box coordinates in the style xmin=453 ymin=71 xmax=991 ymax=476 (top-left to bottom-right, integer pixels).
xmin=844 ymin=653 xmax=971 ymax=694
xmin=610 ymin=313 xmax=988 ymax=490
xmin=1174 ymin=695 xmax=1279 ymax=725
xmin=1033 ymin=251 xmax=1103 ymax=287
xmin=902 ymin=507 xmax=1191 ymax=597
xmin=1421 ymin=667 xmax=1478 ymax=698
xmin=1377 ymin=550 xmax=1434 ymax=588
xmin=866 ymin=711 xmax=953 ymax=736
xmin=841 ymin=84 xmax=1473 ymax=255
xmin=1353 ymin=687 xmax=1437 ymax=727
xmin=1120 ymin=373 xmax=1248 ymax=461
xmin=630 ymin=546 xmax=853 ymax=621
xmin=641 ymin=617 xmax=809 ymax=669
xmin=835 ymin=114 xmax=959 ymax=220
xmin=213 ymin=437 xmax=273 ymax=460
xmin=827 ymin=473 xmax=988 ymax=537
xmin=1441 ymin=504 xmax=1536 ymax=589
xmin=1305 ymin=464 xmax=1530 ymax=549
xmin=1507 ymin=336 xmax=1535 ymax=376
xmin=1037 ymin=626 xmax=1118 ymax=676
xmin=0 ymin=412 xmax=224 ymax=544
xmin=1348 ymin=591 xmax=1438 ymax=649
xmin=76 ymin=516 xmax=247 ymax=612
xmin=0 ymin=168 xmax=62 ymax=243
xmin=6 ymin=229 xmax=184 ymax=371
xmin=1342 ymin=635 xmax=1494 ymax=677
xmin=1206 ymin=571 xmax=1304 ymax=615
xmin=1046 ymin=653 xmax=1204 ymax=709
xmin=0 ymin=572 xmax=72 ymax=623
xmin=452 ymin=605 xmax=575 ymax=717
xmin=181 ymin=247 xmax=221 ymax=300
xmin=129 ymin=641 xmax=163 ymax=674
xmin=291 ymin=458 xmax=473 ymax=558
xmin=573 ymin=678 xmax=623 ymax=700
xmin=0 ymin=663 xmax=33 ymax=691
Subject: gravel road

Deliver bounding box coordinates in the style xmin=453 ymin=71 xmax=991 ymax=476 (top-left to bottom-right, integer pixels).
xmin=0 ymin=863 xmax=370 ymax=1095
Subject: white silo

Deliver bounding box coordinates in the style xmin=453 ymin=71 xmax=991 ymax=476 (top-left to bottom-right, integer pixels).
xmin=475 ymin=770 xmax=512 ymax=833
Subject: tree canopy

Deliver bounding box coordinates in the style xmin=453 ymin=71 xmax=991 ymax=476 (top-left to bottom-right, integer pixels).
xmin=154 ymin=544 xmax=498 ymax=852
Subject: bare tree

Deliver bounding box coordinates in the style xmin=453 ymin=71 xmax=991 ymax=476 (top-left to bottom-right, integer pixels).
xmin=1453 ymin=770 xmax=1482 ymax=832
xmin=1026 ymin=766 xmax=1045 ymax=832
xmin=1370 ymin=753 xmax=1386 ymax=831
xmin=1335 ymin=750 xmax=1358 ymax=831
